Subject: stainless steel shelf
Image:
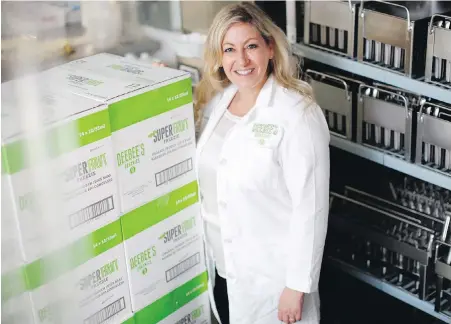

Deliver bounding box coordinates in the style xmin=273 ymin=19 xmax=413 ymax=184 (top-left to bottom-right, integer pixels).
xmin=292 ymin=43 xmax=451 ymax=104
xmin=330 ymin=136 xmax=451 ymax=190
xmin=327 ymin=257 xmax=451 ymax=323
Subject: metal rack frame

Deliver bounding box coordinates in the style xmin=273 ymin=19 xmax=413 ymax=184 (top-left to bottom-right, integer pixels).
xmin=306 ymin=69 xmax=353 ymax=140
xmin=425 ymin=14 xmax=451 ymax=87
xmin=356 ymin=84 xmax=414 ymax=161
xmin=328 ymin=257 xmax=451 ymax=323
xmin=292 ymin=43 xmax=451 ymax=104
xmin=287 ymin=4 xmax=451 ymax=322
xmin=303 ymin=0 xmax=357 ymax=57
xmin=292 ymin=42 xmax=451 ymax=190
xmin=330 ymin=136 xmax=451 ymax=191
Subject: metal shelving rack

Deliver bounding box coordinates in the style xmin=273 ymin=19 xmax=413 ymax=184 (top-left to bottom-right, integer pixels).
xmin=291 ymin=42 xmax=451 ymax=190
xmin=330 ymin=136 xmax=451 ymax=191
xmin=292 ymin=43 xmax=451 ymax=104
xmin=327 ymin=257 xmax=451 ymax=323
xmin=287 ymin=2 xmax=451 ymax=322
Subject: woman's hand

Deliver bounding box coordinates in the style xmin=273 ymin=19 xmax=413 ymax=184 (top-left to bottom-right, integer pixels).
xmin=278 ymin=287 xmax=304 ymax=323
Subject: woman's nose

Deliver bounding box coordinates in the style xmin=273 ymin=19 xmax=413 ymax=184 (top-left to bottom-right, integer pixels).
xmin=237 ymin=50 xmax=249 ymax=65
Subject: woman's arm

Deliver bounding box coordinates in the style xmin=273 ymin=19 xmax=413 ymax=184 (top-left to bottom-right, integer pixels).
xmin=277 ymin=101 xmax=330 ymax=323
xmin=280 ymin=101 xmax=330 ymax=293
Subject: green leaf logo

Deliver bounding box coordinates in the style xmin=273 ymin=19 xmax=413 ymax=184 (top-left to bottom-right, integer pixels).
xmin=130 ymin=166 xmax=136 ymax=174
xmin=142 ymin=268 xmax=148 ymax=275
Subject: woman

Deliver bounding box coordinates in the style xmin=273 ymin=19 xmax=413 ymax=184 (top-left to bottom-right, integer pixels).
xmin=194 ymin=3 xmax=330 ymax=324
xmin=157 ymin=3 xmax=330 ymax=323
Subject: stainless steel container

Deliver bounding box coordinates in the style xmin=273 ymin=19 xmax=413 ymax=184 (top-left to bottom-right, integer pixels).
xmin=415 ymin=101 xmax=451 ymax=173
xmin=357 ymin=1 xmax=451 ymax=78
xmin=425 ymin=14 xmax=451 ymax=87
xmin=434 ymin=232 xmax=451 ymax=315
xmin=357 ymin=84 xmax=414 ymax=161
xmin=304 ymin=0 xmax=358 ymax=57
xmin=306 ymin=69 xmax=355 ymax=140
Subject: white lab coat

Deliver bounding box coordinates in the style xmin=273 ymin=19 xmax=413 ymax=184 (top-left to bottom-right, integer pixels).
xmin=195 ymin=75 xmax=330 ymax=324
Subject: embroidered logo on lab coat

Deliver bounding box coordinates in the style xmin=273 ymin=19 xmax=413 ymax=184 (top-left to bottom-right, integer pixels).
xmin=249 ymin=123 xmax=283 ymax=147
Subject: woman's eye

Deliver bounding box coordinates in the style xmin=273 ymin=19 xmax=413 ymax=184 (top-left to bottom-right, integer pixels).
xmin=248 ymin=44 xmax=258 ymax=49
xmin=224 ymin=48 xmax=233 ymax=53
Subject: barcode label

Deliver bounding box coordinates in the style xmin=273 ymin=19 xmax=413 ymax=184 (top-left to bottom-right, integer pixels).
xmin=155 ymin=158 xmax=193 ymax=187
xmin=166 ymin=252 xmax=200 ymax=283
xmin=69 ymin=196 xmax=115 ymax=229
xmin=84 ymin=297 xmax=126 ymax=324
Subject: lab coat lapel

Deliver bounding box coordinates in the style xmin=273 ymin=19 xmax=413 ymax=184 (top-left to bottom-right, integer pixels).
xmin=196 ymin=74 xmax=275 ymax=161
xmin=238 ymin=74 xmax=276 ymax=124
xmin=254 ymin=74 xmax=276 ymax=109
xmin=196 ymin=85 xmax=238 ymax=154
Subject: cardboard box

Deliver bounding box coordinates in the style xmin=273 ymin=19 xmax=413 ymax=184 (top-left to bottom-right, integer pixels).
xmin=130 ymin=291 xmax=211 ymax=324
xmin=132 ymin=271 xmax=209 ymax=324
xmin=1 ymin=81 xmax=121 ymax=262
xmin=1 ymin=173 xmax=35 ymax=324
xmin=56 ymin=54 xmax=206 ymax=317
xmin=42 ymin=54 xmax=197 ymax=213
xmin=1 ymin=54 xmax=203 ymax=324
xmin=156 ymin=291 xmax=211 ymax=324
xmin=121 ymin=189 xmax=205 ymax=312
xmin=64 ymin=53 xmax=187 ymax=86
xmin=121 ymin=315 xmax=136 ymax=324
xmin=27 ymin=220 xmax=132 ymax=324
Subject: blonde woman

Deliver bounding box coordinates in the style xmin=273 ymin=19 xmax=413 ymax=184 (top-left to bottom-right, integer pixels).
xmin=196 ymin=3 xmax=330 ymax=324
xmin=157 ymin=3 xmax=330 ymax=324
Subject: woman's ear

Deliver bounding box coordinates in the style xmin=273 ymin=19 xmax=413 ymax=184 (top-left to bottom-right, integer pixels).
xmin=268 ymin=39 xmax=275 ymax=60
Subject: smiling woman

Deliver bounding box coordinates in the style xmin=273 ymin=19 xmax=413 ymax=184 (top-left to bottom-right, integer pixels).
xmin=193 ymin=3 xmax=330 ymax=324
xmin=194 ymin=2 xmax=313 ymax=125
xmin=220 ymin=22 xmax=273 ymax=96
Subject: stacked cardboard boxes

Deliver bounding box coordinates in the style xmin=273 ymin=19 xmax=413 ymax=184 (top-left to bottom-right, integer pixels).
xmin=2 ymin=84 xmax=36 ymax=324
xmin=1 ymin=162 xmax=35 ymax=324
xmin=1 ymin=80 xmax=133 ymax=324
xmin=1 ymin=53 xmax=209 ymax=324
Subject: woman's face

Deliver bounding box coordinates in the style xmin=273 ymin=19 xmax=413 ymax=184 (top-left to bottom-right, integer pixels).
xmin=221 ymin=22 xmax=274 ymax=91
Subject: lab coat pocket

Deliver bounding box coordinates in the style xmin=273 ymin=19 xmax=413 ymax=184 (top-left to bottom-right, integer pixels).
xmin=236 ymin=142 xmax=275 ymax=190
xmin=235 ymin=123 xmax=284 ymax=190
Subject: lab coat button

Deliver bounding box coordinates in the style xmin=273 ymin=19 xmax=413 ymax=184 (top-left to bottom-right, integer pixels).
xmin=219 ymin=158 xmax=227 ymax=166
xmin=219 ymin=201 xmax=227 ymax=209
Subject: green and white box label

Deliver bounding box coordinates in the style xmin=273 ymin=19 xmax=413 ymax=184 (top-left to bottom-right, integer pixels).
xmin=1 ymin=175 xmax=35 ymax=324
xmin=110 ymin=78 xmax=196 ymax=213
xmin=29 ymin=221 xmax=132 ymax=324
xmin=157 ymin=291 xmax=211 ymax=324
xmin=133 ymin=272 xmax=209 ymax=324
xmin=4 ymin=107 xmax=120 ymax=262
xmin=121 ymin=182 xmax=204 ymax=311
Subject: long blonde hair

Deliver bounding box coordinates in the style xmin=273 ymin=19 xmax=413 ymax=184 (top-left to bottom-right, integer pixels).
xmin=194 ymin=2 xmax=313 ymax=123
